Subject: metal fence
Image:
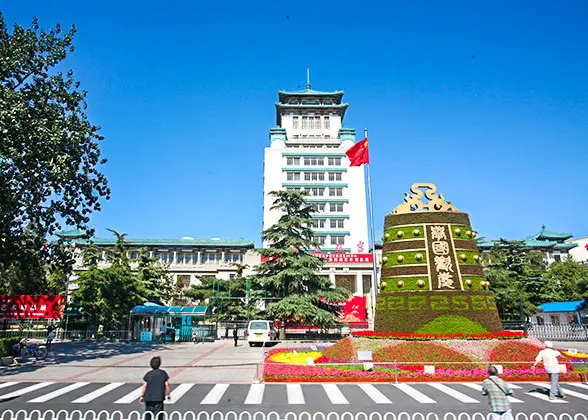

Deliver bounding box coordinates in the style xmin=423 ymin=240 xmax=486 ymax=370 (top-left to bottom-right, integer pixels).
xmin=0 ymin=411 xmax=586 ymax=420
xmin=527 ymin=324 xmax=588 ymax=341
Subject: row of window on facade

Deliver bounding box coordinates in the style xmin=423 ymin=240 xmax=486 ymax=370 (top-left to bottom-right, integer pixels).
xmin=287 ymin=99 xmax=334 ymax=106
xmin=292 ymin=116 xmax=330 ymax=130
xmin=289 ymin=136 xmax=336 ymax=141
xmin=286 ymin=186 xmax=344 ymax=197
xmin=313 ymin=234 xmax=346 ymax=245
xmin=311 ymin=219 xmax=345 ymax=229
xmin=286 ymin=172 xmax=343 ymax=181
xmin=535 ymin=313 xmax=581 ymax=325
xmin=307 ymin=202 xmax=345 ymax=213
xmin=286 ymin=157 xmax=342 ymax=166
xmin=125 ymin=252 xmax=244 ymax=265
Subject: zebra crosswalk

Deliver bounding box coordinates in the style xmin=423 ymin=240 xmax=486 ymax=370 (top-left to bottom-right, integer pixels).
xmin=0 ymin=381 xmax=587 ymax=408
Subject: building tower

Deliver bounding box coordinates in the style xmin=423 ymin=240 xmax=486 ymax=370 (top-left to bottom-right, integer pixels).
xmin=262 ymin=79 xmax=369 ymax=260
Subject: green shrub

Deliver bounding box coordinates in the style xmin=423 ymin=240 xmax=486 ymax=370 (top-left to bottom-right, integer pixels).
xmin=416 ymin=315 xmax=488 ymax=334
xmin=0 ymin=338 xmax=19 ymax=357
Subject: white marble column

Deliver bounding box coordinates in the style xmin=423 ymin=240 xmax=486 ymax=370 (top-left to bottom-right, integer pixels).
xmin=355 ymin=272 xmax=363 ymax=297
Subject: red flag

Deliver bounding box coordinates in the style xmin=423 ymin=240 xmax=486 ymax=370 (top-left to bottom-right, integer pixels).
xmin=345 ymin=138 xmax=369 ymax=166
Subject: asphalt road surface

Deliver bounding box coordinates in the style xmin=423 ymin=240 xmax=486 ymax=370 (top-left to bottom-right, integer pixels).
xmin=0 ymin=381 xmax=587 ymax=415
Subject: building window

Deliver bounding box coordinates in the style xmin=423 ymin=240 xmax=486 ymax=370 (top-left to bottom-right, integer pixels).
xmin=157 ymin=252 xmax=174 ymax=264
xmin=550 ymin=315 xmax=560 ymax=325
xmin=313 ymin=235 xmax=326 ymax=245
xmin=201 ymin=253 xmax=221 ymax=264
xmin=303 ymin=157 xmax=324 ymax=166
xmin=536 ymin=315 xmax=544 ymax=325
xmin=302 ymin=116 xmax=309 ymax=130
xmin=286 ymin=187 xmax=301 ymax=191
xmin=330 ymin=235 xmax=345 ymax=245
xmin=177 ymin=275 xmax=191 ymax=288
xmin=554 ymin=254 xmax=561 ymax=262
xmin=329 ymin=187 xmax=343 ymax=197
xmin=306 ymin=187 xmax=324 ymax=196
xmin=330 ymin=203 xmax=344 ymax=212
xmin=129 ymin=252 xmax=139 ymax=260
xmin=176 ymin=253 xmax=194 ymax=265
xmin=328 ymin=157 xmax=341 ymax=166
xmin=287 ymin=172 xmax=300 ymax=181
xmin=287 ymin=157 xmax=300 ymax=166
xmin=312 ymin=219 xmax=326 ymax=228
xmin=311 ymin=203 xmax=326 ymax=212
xmin=224 ymin=253 xmax=243 ymax=263
xmin=313 ymin=116 xmax=321 ymax=130
xmin=304 ymin=172 xmax=325 ymax=181
xmin=330 ymin=219 xmax=344 ymax=228
xmin=324 ymin=116 xmax=330 ymax=130
xmin=293 ymin=116 xmax=299 ymax=130
xmin=328 ymin=172 xmax=342 ymax=181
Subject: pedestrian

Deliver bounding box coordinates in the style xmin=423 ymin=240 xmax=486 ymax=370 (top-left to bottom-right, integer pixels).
xmin=159 ymin=323 xmax=167 ymax=343
xmin=531 ymin=341 xmax=566 ymax=400
xmin=46 ymin=325 xmax=56 ymax=352
xmin=481 ymin=365 xmax=514 ymax=420
xmin=139 ymin=356 xmax=171 ymax=419
xmin=233 ymin=324 xmax=238 ymax=347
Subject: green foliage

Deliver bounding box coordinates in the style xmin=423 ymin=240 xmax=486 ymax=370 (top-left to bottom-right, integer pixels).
xmin=483 ymin=239 xmax=552 ymax=319
xmin=136 ymin=248 xmax=172 ymax=305
xmin=382 ymin=250 xmax=428 ymax=267
xmin=0 ymin=14 xmax=109 ymax=292
xmin=415 ymin=315 xmax=488 ymax=334
xmin=383 ymin=226 xmax=425 ymax=242
xmin=543 ymin=257 xmax=588 ymax=301
xmin=0 ymin=338 xmax=19 ymax=356
xmin=381 ymin=276 xmax=429 ymax=291
xmin=255 ymin=190 xmax=350 ymax=338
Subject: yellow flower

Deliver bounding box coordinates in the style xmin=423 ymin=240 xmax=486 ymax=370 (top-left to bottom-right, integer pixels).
xmin=564 ymin=351 xmax=588 ymax=359
xmin=269 ymin=351 xmax=322 ymax=365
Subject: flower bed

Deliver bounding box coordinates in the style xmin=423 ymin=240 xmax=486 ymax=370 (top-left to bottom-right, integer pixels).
xmin=264 ymin=336 xmax=583 ymax=382
xmin=352 ymin=330 xmax=527 ymax=340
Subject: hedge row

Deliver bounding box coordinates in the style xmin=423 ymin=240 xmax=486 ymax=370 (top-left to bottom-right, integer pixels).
xmin=384 ymin=212 xmax=471 ymax=229
xmin=0 ymin=338 xmax=19 ymax=357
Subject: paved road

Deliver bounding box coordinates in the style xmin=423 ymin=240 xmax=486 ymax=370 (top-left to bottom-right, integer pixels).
xmin=0 ymin=381 xmax=586 ymax=415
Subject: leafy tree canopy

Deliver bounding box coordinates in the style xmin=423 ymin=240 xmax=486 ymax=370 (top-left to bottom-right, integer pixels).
xmin=0 ymin=14 xmax=109 ymax=290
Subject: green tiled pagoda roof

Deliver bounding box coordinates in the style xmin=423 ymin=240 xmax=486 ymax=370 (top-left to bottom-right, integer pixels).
xmin=534 ymin=225 xmax=573 ymax=241
xmin=278 ymin=88 xmax=344 ymax=96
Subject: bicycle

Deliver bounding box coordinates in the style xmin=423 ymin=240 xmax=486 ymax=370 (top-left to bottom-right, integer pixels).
xmin=12 ymin=340 xmax=48 ymax=361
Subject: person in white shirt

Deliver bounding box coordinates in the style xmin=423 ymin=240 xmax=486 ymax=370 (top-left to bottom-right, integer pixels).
xmin=531 ymin=341 xmax=566 ymax=400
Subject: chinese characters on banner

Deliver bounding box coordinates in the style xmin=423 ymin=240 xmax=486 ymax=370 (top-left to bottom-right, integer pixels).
xmin=0 ymin=295 xmax=65 ymax=319
xmin=426 ymin=225 xmax=460 ymax=290
xmin=312 ymin=253 xmax=374 ymax=263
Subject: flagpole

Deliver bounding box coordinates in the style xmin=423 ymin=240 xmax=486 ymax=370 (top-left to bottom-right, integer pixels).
xmin=364 ymin=128 xmax=378 ymax=330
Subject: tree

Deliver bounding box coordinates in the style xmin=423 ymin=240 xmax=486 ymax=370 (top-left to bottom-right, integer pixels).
xmin=544 ymin=257 xmax=588 ymax=301
xmin=136 ymin=248 xmax=173 ymax=305
xmin=254 ymin=190 xmax=350 ymax=339
xmin=0 ymin=14 xmax=109 ymax=290
xmin=483 ymin=239 xmax=554 ymax=318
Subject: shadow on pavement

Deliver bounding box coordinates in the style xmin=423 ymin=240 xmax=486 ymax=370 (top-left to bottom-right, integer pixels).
xmin=0 ymin=341 xmax=173 ymax=377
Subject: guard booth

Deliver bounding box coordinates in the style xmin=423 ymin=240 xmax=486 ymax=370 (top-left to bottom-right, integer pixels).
xmin=130 ymin=303 xmax=214 ymax=342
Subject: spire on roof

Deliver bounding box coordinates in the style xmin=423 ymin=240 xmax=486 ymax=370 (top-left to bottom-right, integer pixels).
xmin=306 ymin=67 xmax=311 ymax=90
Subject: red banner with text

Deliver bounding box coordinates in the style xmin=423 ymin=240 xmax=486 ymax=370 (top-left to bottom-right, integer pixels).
xmin=0 ymin=295 xmax=65 ymax=319
xmin=339 ymin=296 xmax=367 ymax=323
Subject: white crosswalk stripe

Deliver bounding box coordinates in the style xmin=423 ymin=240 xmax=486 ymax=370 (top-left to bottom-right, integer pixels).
xmin=526 ymin=383 xmax=567 ymax=403
xmin=28 ymin=382 xmax=90 ymax=403
xmin=286 ymin=384 xmax=305 ymax=404
xmin=568 ymin=383 xmax=588 ymax=390
xmin=428 ymin=383 xmax=479 ymax=403
xmin=0 ymin=382 xmax=19 ymax=390
xmin=531 ymin=382 xmax=588 ymax=401
xmin=200 ymin=384 xmax=229 ymax=405
xmin=322 ymin=384 xmax=349 ymax=404
xmin=168 ymin=384 xmax=195 ymax=405
xmin=393 ymin=383 xmax=436 ymax=403
xmin=244 ymin=384 xmax=265 ymax=404
xmin=0 ymin=382 xmax=54 ymax=400
xmin=113 ymin=386 xmax=143 ymax=404
xmin=460 ymin=383 xmax=524 ymax=403
xmin=72 ymin=382 xmax=124 ymax=403
xmin=358 ymin=384 xmax=392 ymax=404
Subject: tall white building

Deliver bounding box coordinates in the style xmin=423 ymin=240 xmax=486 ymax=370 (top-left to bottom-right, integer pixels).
xmin=262 ymin=81 xmax=374 ymax=326
xmin=263 ymin=82 xmax=369 ymax=254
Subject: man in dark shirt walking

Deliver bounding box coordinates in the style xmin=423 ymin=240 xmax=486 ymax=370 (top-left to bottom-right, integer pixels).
xmin=139 ymin=356 xmax=171 ymax=418
xmin=233 ymin=324 xmax=239 ymax=347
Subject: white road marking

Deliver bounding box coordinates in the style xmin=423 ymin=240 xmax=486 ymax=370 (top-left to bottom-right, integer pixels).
xmin=244 ymin=384 xmax=265 ymax=404
xmin=460 ymin=383 xmax=524 ymax=403
xmin=200 ymin=384 xmax=230 ymax=405
xmin=526 ymin=383 xmax=567 ymax=403
xmin=428 ymin=383 xmax=479 ymax=403
xmin=0 ymin=382 xmax=19 ymax=390
xmin=113 ymin=386 xmax=143 ymax=404
xmin=322 ymin=384 xmax=349 ymax=404
xmin=167 ymin=383 xmax=194 ymax=404
xmin=393 ymin=383 xmax=436 ymax=404
xmin=0 ymin=382 xmax=54 ymax=400
xmin=28 ymin=382 xmax=90 ymax=403
xmin=286 ymin=384 xmax=305 ymax=404
xmin=358 ymin=384 xmax=392 ymax=404
xmin=72 ymin=382 xmax=124 ymax=403
xmin=567 ymin=383 xmax=588 ymax=390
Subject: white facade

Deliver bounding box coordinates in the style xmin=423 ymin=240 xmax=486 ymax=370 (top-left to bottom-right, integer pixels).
xmin=568 ymin=237 xmax=588 ymax=263
xmin=262 ymin=86 xmax=369 ymax=254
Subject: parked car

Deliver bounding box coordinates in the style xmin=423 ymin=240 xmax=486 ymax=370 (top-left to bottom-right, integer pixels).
xmin=247 ymin=320 xmax=277 ymax=347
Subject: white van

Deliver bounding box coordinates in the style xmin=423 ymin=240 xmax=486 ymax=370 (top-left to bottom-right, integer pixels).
xmin=247 ymin=320 xmax=277 ymax=346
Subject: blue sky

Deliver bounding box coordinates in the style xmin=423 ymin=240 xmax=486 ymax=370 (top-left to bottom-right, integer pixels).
xmin=4 ymin=1 xmax=588 ymax=245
